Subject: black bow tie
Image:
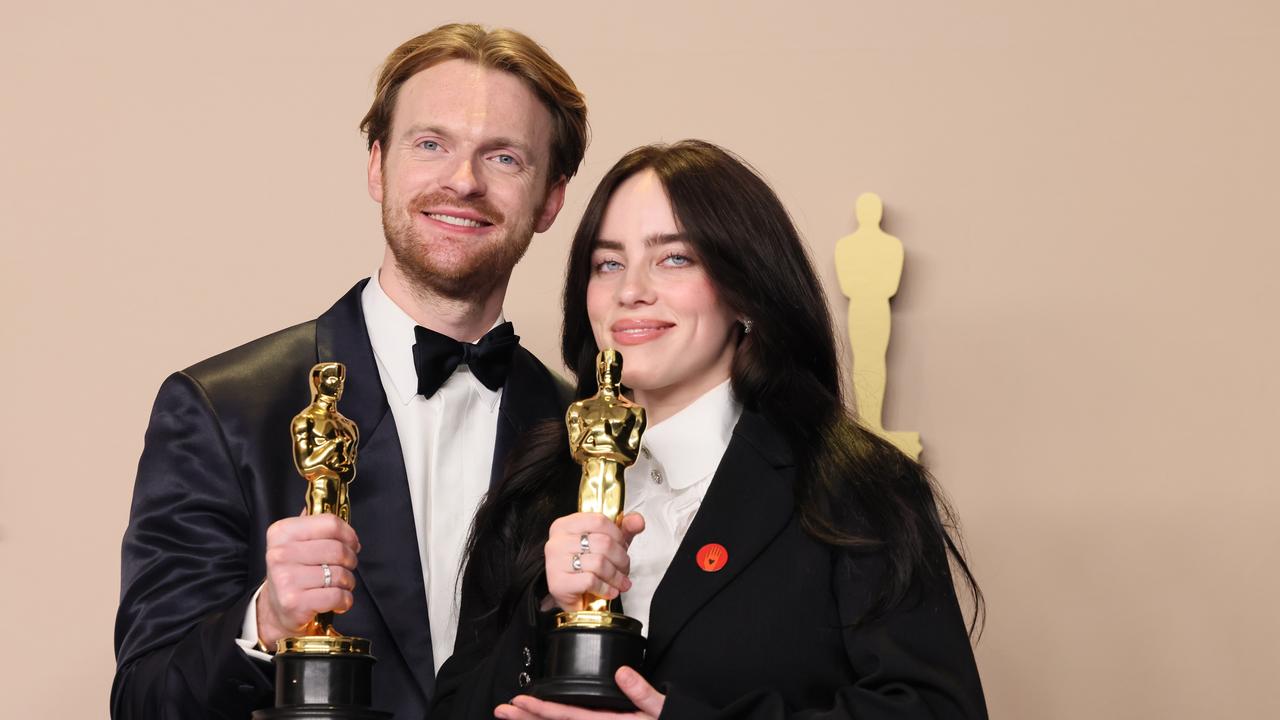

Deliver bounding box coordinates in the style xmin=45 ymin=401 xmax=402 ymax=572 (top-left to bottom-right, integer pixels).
xmin=412 ymin=322 xmax=519 ymax=398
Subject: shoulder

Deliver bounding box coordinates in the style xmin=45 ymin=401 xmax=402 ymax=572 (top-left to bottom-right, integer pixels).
xmin=729 ymin=410 xmax=795 ymax=469
xmin=177 ymin=280 xmax=371 ymax=407
xmin=181 ymin=319 xmax=319 ymax=409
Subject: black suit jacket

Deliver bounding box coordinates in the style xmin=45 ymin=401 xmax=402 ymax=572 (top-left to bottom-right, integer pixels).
xmin=433 ymin=411 xmax=986 ymax=720
xmin=113 ymin=281 xmax=569 ymax=720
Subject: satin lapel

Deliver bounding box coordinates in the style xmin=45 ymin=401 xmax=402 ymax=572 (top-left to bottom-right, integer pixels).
xmin=349 ymin=417 xmax=434 ymax=699
xmin=316 ymin=281 xmax=434 ymax=701
xmin=642 ymin=412 xmax=795 ymax=669
xmin=490 ymin=346 xmax=567 ymax=489
xmin=315 ymin=280 xmax=384 ymax=434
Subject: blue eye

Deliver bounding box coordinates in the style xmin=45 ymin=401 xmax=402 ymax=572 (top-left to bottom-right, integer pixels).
xmin=662 ymin=253 xmax=691 ymax=267
xmin=495 ymin=154 xmax=516 ymax=165
xmin=595 ymin=259 xmax=623 ymax=273
xmin=419 ymin=140 xmax=440 ymax=151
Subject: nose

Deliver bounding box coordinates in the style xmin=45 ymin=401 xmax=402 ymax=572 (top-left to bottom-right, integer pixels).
xmin=441 ymin=154 xmax=485 ymax=197
xmin=617 ymin=265 xmax=656 ymax=306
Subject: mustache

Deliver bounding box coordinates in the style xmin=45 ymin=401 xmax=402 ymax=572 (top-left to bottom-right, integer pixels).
xmin=408 ymin=191 xmax=504 ymax=225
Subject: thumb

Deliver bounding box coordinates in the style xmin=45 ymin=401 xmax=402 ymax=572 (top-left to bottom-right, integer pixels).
xmin=620 ymin=513 xmax=646 ymax=547
xmin=616 ymin=666 xmax=664 ymax=717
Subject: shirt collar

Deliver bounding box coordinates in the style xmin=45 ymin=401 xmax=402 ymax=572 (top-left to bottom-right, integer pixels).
xmin=639 ymin=379 xmax=742 ymax=490
xmin=360 ymin=273 xmax=504 ymax=409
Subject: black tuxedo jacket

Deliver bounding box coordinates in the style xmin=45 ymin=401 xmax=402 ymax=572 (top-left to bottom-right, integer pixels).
xmin=433 ymin=411 xmax=987 ymax=720
xmin=113 ymin=281 xmax=569 ymax=720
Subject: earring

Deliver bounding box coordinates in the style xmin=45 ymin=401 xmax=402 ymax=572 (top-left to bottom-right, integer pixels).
xmin=741 ymin=319 xmax=753 ymax=334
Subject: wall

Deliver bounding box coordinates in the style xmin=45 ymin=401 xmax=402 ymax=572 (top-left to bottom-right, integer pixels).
xmin=2 ymin=2 xmax=1277 ymax=717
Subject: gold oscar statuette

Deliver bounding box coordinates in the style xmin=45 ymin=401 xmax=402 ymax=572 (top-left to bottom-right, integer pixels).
xmin=253 ymin=362 xmax=388 ymax=720
xmin=528 ymin=349 xmax=648 ymax=710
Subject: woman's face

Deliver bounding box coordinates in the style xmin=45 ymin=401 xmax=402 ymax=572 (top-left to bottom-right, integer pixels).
xmin=586 ymin=169 xmax=739 ymax=420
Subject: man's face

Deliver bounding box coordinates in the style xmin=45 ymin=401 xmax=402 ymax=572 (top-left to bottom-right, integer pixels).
xmin=368 ymin=59 xmax=566 ymax=301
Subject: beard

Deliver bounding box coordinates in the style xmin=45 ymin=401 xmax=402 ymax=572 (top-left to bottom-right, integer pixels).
xmin=382 ymin=189 xmax=535 ymax=301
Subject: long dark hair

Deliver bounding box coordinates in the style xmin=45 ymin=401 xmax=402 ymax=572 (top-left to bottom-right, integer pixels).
xmin=462 ymin=140 xmax=981 ymax=642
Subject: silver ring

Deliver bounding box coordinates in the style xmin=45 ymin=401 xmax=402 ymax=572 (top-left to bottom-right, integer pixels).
xmin=571 ymin=553 xmax=583 ymax=573
xmin=579 ymin=533 xmax=591 ymax=554
xmin=321 ymin=563 xmax=333 ymax=588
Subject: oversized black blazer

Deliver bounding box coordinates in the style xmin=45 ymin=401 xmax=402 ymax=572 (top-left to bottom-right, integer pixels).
xmin=113 ymin=281 xmax=569 ymax=720
xmin=433 ymin=411 xmax=987 ymax=720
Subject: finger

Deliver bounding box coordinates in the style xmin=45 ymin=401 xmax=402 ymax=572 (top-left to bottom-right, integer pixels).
xmin=551 ymin=512 xmax=628 ymax=540
xmin=616 ymin=667 xmax=664 ymax=718
xmin=265 ymin=562 xmax=357 ymax=597
xmin=547 ymin=512 xmax=599 ymax=537
xmin=552 ymin=550 xmax=629 ymax=593
xmin=555 ymin=570 xmax=624 ymax=603
xmin=575 ymin=553 xmax=631 ymax=593
xmin=327 ymin=587 xmax=357 ymax=614
xmin=494 ymin=703 xmax=541 ymax=720
xmin=549 ymin=533 xmax=629 ymax=576
xmin=297 ymin=587 xmax=355 ymax=617
xmin=267 ymin=514 xmax=360 ymax=547
xmin=265 ymin=547 xmax=358 ymax=585
xmin=510 ymin=695 xmax=620 ymax=720
xmin=281 ymin=538 xmax=360 ymax=569
xmin=315 ymin=563 xmax=356 ymax=592
xmin=547 ymin=563 xmax=622 ymax=609
xmin=271 ymin=587 xmax=354 ymax=627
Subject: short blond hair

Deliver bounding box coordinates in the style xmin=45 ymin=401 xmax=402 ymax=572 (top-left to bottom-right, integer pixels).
xmin=360 ymin=24 xmax=589 ymax=181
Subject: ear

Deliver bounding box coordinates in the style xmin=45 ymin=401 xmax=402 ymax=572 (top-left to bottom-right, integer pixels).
xmin=533 ymin=175 xmax=568 ymax=233
xmin=367 ymin=141 xmax=384 ymax=203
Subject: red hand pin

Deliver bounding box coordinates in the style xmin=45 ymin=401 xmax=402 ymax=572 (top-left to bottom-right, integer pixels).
xmin=696 ymin=543 xmax=728 ymax=572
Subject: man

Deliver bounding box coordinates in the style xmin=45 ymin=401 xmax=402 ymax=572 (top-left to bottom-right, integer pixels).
xmin=113 ymin=24 xmax=587 ymax=719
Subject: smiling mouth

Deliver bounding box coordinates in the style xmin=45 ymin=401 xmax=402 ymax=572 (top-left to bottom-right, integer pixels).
xmin=423 ymin=212 xmax=492 ymax=229
xmin=611 ymin=321 xmax=674 ymax=345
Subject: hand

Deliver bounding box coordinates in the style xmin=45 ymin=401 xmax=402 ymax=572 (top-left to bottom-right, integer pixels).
xmin=496 ymin=667 xmax=664 ymax=720
xmin=545 ymin=512 xmax=645 ymax=612
xmin=256 ymin=513 xmax=361 ymax=647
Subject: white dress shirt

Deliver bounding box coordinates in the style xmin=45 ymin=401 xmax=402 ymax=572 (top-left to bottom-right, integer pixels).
xmin=620 ymin=379 xmax=742 ymax=634
xmin=238 ymin=274 xmax=502 ymax=673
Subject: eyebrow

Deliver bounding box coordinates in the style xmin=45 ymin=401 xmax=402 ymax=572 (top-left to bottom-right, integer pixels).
xmin=485 ymin=136 xmax=535 ymax=156
xmin=593 ymin=233 xmax=687 ymax=251
xmin=399 ymin=124 xmax=449 ymax=142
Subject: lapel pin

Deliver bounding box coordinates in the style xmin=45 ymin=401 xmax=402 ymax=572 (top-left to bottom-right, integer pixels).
xmin=696 ymin=543 xmax=728 ymax=572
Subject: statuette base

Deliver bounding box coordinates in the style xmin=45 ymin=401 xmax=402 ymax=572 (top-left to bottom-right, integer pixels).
xmin=251 ymin=649 xmax=388 ymax=719
xmin=253 ymin=706 xmax=389 ymax=720
xmin=528 ymin=620 xmax=646 ymax=711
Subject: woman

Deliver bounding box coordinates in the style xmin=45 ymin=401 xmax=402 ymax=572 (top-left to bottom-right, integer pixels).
xmin=433 ymin=140 xmax=986 ymax=719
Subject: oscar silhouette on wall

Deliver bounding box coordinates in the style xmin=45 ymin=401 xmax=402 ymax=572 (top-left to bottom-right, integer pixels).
xmin=835 ymin=192 xmax=922 ymax=460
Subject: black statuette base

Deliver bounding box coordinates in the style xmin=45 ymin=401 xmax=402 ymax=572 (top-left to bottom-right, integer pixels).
xmin=528 ymin=625 xmax=646 ymax=711
xmin=251 ymin=652 xmax=390 ymax=720
xmin=253 ymin=707 xmax=389 ymax=720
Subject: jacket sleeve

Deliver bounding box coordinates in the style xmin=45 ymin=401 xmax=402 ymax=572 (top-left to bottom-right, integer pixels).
xmin=659 ymin=554 xmax=986 ymax=720
xmin=112 ymin=372 xmax=274 ymax=719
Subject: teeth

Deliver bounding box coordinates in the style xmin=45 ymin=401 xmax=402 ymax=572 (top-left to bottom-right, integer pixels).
xmin=426 ymin=213 xmax=485 ymax=228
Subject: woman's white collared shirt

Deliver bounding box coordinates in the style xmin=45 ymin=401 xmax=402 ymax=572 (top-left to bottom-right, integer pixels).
xmin=620 ymin=379 xmax=742 ymax=634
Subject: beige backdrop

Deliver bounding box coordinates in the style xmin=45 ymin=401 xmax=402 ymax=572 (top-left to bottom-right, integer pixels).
xmin=3 ymin=2 xmax=1278 ymax=718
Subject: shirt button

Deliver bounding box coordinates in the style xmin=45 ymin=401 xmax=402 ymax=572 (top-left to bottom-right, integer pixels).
xmin=518 ymin=671 xmax=531 ymax=687
xmin=522 ymin=646 xmax=532 ymax=668
xmin=650 ymin=468 xmax=663 ymax=484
